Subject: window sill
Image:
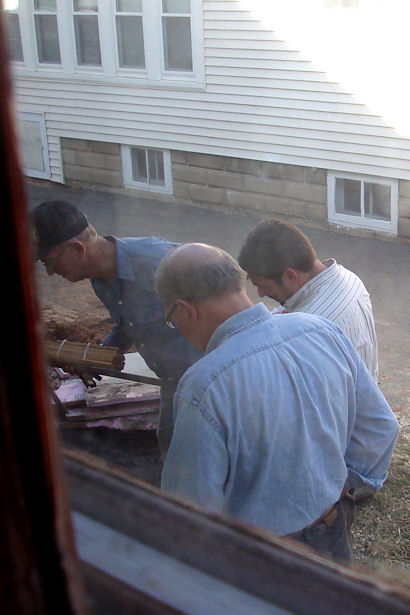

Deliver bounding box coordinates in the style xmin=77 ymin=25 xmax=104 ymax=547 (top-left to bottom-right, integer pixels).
xmin=11 ymin=68 xmax=206 ymax=91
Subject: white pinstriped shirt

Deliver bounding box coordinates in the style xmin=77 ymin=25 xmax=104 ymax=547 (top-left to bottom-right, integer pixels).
xmin=273 ymin=259 xmax=379 ymax=381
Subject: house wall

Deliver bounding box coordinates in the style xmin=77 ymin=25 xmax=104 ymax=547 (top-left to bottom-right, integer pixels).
xmin=60 ymin=137 xmax=410 ymax=240
xmin=10 ymin=0 xmax=410 ymax=240
xmin=172 ymin=150 xmax=327 ymax=225
xmin=13 ymin=0 xmax=410 ymax=184
xmin=62 ymin=138 xmax=123 ymax=188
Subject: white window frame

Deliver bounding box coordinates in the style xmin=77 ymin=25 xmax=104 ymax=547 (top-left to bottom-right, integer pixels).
xmin=160 ymin=0 xmax=193 ymax=74
xmin=121 ymin=144 xmax=173 ymax=193
xmin=3 ymin=2 xmax=24 ymax=64
xmin=327 ymin=171 xmax=398 ymax=234
xmin=8 ymin=1 xmax=204 ymax=86
xmin=71 ymin=0 xmax=103 ymax=70
xmin=32 ymin=0 xmax=61 ymax=66
xmin=113 ymin=0 xmax=145 ymax=73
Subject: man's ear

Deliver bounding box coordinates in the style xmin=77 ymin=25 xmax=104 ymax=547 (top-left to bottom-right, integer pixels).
xmin=281 ymin=267 xmax=301 ymax=292
xmin=282 ymin=268 xmax=298 ymax=283
xmin=175 ymin=298 xmax=199 ymax=323
xmin=70 ymin=240 xmax=87 ymax=258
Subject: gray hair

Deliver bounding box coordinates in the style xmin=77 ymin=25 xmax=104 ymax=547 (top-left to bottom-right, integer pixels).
xmin=69 ymin=223 xmax=98 ymax=245
xmin=156 ymin=243 xmax=246 ymax=306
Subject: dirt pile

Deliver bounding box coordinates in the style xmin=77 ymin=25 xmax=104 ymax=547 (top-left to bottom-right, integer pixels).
xmin=42 ymin=303 xmax=113 ymax=343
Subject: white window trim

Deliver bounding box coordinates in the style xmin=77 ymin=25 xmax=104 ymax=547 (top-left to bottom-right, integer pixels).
xmin=19 ymin=112 xmax=51 ymax=180
xmin=121 ymin=145 xmax=173 ymax=194
xmin=327 ymin=171 xmax=398 ymax=234
xmin=9 ymin=0 xmax=204 ymax=87
xmin=32 ymin=0 xmax=61 ymax=66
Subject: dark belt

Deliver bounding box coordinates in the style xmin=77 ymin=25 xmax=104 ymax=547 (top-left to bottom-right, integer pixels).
xmin=286 ymin=503 xmax=339 ymax=538
xmin=286 ymin=488 xmax=354 ymax=539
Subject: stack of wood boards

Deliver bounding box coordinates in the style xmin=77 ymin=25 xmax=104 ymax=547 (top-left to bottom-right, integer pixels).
xmin=46 ymin=339 xmax=125 ymax=371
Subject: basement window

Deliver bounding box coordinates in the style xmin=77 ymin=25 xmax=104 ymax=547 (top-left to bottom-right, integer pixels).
xmin=121 ymin=145 xmax=172 ymax=193
xmin=327 ymin=172 xmax=398 ymax=234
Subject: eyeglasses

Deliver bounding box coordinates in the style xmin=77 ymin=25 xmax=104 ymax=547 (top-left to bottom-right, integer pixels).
xmin=40 ymin=242 xmax=71 ymax=268
xmin=164 ymin=304 xmax=177 ymax=328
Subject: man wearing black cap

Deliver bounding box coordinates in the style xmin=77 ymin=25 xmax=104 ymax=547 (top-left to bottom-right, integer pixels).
xmin=31 ymin=200 xmax=202 ymax=458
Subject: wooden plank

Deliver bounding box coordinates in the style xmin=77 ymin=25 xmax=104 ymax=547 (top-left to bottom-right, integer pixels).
xmin=74 ymin=512 xmax=290 ymax=615
xmin=64 ymin=449 xmax=410 ymax=615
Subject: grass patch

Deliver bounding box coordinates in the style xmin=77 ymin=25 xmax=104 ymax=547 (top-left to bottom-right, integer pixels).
xmin=352 ymin=415 xmax=409 ymax=581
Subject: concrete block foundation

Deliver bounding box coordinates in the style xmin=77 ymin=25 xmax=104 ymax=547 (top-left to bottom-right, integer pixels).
xmin=59 ymin=138 xmax=409 ymax=241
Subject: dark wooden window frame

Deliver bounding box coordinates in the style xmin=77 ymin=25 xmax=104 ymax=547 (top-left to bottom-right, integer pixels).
xmin=1 ymin=9 xmax=409 ymax=615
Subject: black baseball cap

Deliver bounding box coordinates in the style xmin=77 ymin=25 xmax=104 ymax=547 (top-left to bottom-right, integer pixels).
xmin=31 ymin=200 xmax=89 ymax=260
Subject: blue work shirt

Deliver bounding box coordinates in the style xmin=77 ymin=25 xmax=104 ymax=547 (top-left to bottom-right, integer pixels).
xmin=162 ymin=303 xmax=399 ymax=536
xmin=91 ymin=237 xmax=202 ymax=382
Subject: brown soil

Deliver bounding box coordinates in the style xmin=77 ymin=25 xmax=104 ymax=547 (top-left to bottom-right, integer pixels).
xmin=42 ymin=303 xmax=113 ymax=343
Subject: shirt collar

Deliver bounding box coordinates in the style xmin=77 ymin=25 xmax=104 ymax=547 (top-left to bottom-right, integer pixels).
xmin=206 ymin=303 xmax=271 ymax=354
xmin=283 ymin=258 xmax=337 ymax=310
xmin=105 ymin=236 xmax=136 ymax=282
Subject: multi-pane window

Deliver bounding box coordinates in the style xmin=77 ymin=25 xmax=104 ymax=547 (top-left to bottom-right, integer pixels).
xmin=33 ymin=0 xmax=61 ymax=64
xmin=115 ymin=0 xmax=145 ymax=69
xmin=162 ymin=0 xmax=192 ymax=71
xmin=122 ymin=145 xmax=172 ymax=192
xmin=4 ymin=2 xmax=24 ymax=62
xmin=5 ymin=1 xmax=202 ymax=83
xmin=73 ymin=0 xmax=101 ymax=66
xmin=328 ymin=173 xmax=398 ymax=233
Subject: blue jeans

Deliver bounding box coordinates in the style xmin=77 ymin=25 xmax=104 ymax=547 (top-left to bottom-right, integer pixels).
xmin=292 ymin=501 xmax=352 ymax=563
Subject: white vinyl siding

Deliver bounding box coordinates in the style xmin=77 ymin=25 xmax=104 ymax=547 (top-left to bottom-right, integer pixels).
xmin=9 ymin=0 xmax=410 ymax=185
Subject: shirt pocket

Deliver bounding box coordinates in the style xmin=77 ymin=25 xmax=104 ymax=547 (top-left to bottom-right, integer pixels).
xmin=121 ymin=283 xmax=164 ymax=326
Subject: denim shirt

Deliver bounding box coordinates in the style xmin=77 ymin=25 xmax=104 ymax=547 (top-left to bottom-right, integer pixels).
xmin=162 ymin=303 xmax=398 ymax=536
xmin=91 ymin=237 xmax=202 ymax=381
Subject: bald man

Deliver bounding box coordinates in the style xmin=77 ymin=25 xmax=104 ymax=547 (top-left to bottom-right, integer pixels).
xmin=155 ymin=243 xmax=398 ymax=563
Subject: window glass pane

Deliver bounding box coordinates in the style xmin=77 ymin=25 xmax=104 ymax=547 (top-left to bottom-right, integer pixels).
xmin=131 ymin=148 xmax=148 ymax=182
xmin=35 ymin=15 xmax=61 ymax=63
xmin=74 ymin=0 xmax=98 ymax=11
xmin=162 ymin=16 xmax=192 ymax=71
xmin=116 ymin=0 xmax=142 ymax=11
xmin=148 ymin=150 xmax=165 ymax=185
xmin=34 ymin=0 xmax=57 ymax=9
xmin=163 ymin=0 xmax=190 ymax=13
xmin=74 ymin=15 xmax=101 ymax=65
xmin=116 ymin=16 xmax=145 ymax=68
xmin=364 ymin=182 xmax=391 ymax=221
xmin=335 ymin=178 xmax=361 ymax=216
xmin=4 ymin=13 xmax=24 ymax=61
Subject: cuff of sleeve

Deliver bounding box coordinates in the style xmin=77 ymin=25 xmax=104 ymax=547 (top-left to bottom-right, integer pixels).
xmin=346 ymin=468 xmax=385 ymax=492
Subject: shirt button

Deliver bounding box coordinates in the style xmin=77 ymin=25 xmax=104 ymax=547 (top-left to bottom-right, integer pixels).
xmin=129 ymin=322 xmax=134 ymax=327
xmin=140 ymin=343 xmax=145 ymax=347
xmin=118 ymin=300 xmax=123 ymax=305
